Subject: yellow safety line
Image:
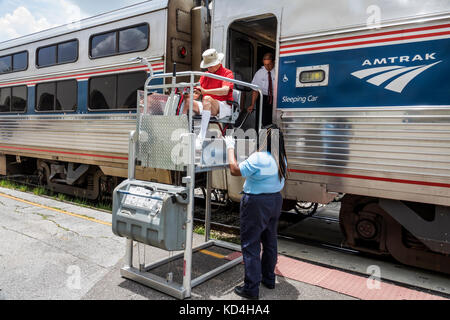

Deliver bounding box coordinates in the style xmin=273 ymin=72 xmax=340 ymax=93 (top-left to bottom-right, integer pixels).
xmin=200 ymin=249 xmax=226 ymax=259
xmin=0 ymin=192 xmax=112 ymax=227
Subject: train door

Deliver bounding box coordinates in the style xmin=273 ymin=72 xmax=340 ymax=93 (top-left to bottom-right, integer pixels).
xmin=220 ymin=15 xmax=278 ymax=203
xmin=227 ymin=15 xmax=277 ymax=130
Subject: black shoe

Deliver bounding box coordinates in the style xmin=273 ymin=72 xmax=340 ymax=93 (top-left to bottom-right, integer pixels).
xmin=261 ymin=281 xmax=275 ymax=290
xmin=234 ymin=286 xmax=259 ymax=300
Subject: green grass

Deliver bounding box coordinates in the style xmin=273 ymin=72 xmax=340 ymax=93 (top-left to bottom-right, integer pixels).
xmin=194 ymin=224 xmax=241 ymax=245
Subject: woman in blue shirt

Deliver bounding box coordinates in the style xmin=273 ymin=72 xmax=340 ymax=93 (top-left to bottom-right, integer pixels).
xmin=224 ymin=124 xmax=288 ymax=300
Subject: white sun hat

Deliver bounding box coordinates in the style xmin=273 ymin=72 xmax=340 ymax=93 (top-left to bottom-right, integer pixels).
xmin=200 ymin=48 xmax=225 ymax=69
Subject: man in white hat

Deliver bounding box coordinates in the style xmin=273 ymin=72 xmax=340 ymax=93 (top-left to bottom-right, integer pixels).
xmin=184 ymin=48 xmax=234 ymax=149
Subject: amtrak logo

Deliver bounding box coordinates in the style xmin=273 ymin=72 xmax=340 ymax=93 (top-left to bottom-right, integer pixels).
xmin=352 ymin=54 xmax=442 ymax=93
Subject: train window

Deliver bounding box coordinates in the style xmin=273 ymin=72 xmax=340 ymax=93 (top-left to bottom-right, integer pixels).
xmin=11 ymin=86 xmax=27 ymax=112
xmin=56 ymin=80 xmax=77 ymax=111
xmin=91 ymin=32 xmax=116 ymax=58
xmin=57 ymin=40 xmax=78 ymax=64
xmin=117 ymin=72 xmax=146 ymax=109
xmin=36 ymin=82 xmax=55 ymax=111
xmin=0 ymin=51 xmax=28 ymax=74
xmin=36 ymin=80 xmax=77 ymax=112
xmin=0 ymin=87 xmax=11 ymax=112
xmin=119 ymin=25 xmax=149 ymax=53
xmin=0 ymin=86 xmax=27 ymax=113
xmin=89 ymin=71 xmax=146 ymax=111
xmin=89 ymin=75 xmax=117 ymax=109
xmin=37 ymin=40 xmax=78 ymax=67
xmin=13 ymin=52 xmax=28 ymax=71
xmin=38 ymin=46 xmax=57 ymax=67
xmin=90 ymin=24 xmax=149 ymax=59
xmin=0 ymin=56 xmax=12 ymax=74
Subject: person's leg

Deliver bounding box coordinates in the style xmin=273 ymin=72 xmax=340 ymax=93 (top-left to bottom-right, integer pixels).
xmin=198 ymin=96 xmax=220 ymax=141
xmin=262 ymin=96 xmax=273 ymax=127
xmin=182 ymin=95 xmax=201 ymax=115
xmin=240 ymin=194 xmax=265 ymax=297
xmin=261 ymin=193 xmax=283 ymax=287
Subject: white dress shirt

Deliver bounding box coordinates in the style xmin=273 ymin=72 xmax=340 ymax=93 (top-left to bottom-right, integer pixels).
xmin=251 ymin=66 xmax=276 ymax=96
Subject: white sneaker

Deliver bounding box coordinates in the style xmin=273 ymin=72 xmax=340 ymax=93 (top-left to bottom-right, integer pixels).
xmin=195 ymin=137 xmax=203 ymax=151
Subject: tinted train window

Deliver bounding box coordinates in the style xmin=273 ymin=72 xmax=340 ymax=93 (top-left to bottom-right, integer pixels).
xmin=89 ymin=72 xmax=146 ymax=110
xmin=38 ymin=46 xmax=57 ymax=67
xmin=0 ymin=87 xmax=11 ymax=112
xmin=37 ymin=40 xmax=78 ymax=67
xmin=0 ymin=86 xmax=27 ymax=113
xmin=119 ymin=25 xmax=149 ymax=53
xmin=13 ymin=52 xmax=28 ymax=71
xmin=58 ymin=41 xmax=78 ymax=64
xmin=0 ymin=56 xmax=12 ymax=74
xmin=11 ymin=86 xmax=28 ymax=112
xmin=36 ymin=80 xmax=77 ymax=112
xmin=91 ymin=32 xmax=116 ymax=58
xmin=89 ymin=75 xmax=117 ymax=109
xmin=0 ymin=51 xmax=28 ymax=74
xmin=90 ymin=24 xmax=149 ymax=58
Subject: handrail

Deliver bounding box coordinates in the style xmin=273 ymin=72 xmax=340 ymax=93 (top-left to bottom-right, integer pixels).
xmin=141 ymin=63 xmax=264 ymax=133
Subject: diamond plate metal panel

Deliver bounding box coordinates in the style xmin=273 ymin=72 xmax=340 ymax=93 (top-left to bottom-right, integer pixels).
xmin=137 ymin=115 xmax=189 ymax=171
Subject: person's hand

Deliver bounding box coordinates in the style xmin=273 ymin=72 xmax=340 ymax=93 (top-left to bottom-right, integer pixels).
xmin=247 ymin=105 xmax=255 ymax=113
xmin=196 ymin=86 xmax=206 ymax=95
xmin=223 ymin=136 xmax=236 ymax=150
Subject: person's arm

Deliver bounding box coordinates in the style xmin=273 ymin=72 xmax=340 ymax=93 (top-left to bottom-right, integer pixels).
xmin=201 ymin=86 xmax=230 ymax=97
xmin=224 ymin=137 xmax=241 ymax=176
xmin=247 ymin=90 xmax=259 ymax=113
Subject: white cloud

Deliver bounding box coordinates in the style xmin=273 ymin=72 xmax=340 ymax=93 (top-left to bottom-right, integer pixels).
xmin=0 ymin=6 xmax=55 ymax=41
xmin=0 ymin=0 xmax=88 ymax=42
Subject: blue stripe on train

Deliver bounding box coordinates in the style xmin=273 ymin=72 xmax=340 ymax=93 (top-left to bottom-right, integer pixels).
xmin=277 ymin=38 xmax=450 ymax=109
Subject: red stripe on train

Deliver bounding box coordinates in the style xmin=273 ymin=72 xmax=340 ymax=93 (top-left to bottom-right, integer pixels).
xmin=280 ymin=23 xmax=450 ymax=49
xmin=0 ymin=145 xmax=128 ymax=161
xmin=280 ymin=30 xmax=450 ymax=55
xmin=289 ymin=169 xmax=450 ymax=188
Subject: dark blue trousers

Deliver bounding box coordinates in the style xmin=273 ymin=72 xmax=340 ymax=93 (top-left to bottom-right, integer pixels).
xmin=240 ymin=192 xmax=283 ymax=296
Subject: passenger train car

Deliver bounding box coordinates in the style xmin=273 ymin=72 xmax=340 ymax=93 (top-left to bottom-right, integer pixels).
xmin=0 ymin=0 xmax=449 ymax=273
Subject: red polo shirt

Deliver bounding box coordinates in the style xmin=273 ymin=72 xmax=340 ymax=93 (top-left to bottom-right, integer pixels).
xmin=200 ymin=65 xmax=234 ymax=102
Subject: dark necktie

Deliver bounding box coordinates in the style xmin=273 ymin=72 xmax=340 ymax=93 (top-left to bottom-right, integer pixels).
xmin=268 ymin=71 xmax=273 ymax=105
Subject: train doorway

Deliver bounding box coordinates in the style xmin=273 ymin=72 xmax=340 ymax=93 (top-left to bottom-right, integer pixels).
xmin=227 ymin=15 xmax=277 ymax=130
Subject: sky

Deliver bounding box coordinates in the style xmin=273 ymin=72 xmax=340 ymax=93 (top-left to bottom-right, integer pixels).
xmin=0 ymin=0 xmax=148 ymax=42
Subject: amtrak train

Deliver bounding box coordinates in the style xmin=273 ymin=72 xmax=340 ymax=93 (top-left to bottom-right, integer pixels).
xmin=0 ymin=0 xmax=449 ymax=274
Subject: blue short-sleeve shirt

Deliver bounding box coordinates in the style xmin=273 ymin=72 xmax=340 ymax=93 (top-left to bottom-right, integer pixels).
xmin=239 ymin=152 xmax=285 ymax=195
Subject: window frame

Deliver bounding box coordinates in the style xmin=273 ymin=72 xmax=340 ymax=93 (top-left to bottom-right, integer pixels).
xmin=0 ymin=51 xmax=29 ymax=75
xmin=89 ymin=23 xmax=150 ymax=60
xmin=36 ymin=39 xmax=79 ymax=69
xmin=88 ymin=71 xmax=147 ymax=112
xmin=35 ymin=79 xmax=78 ymax=113
xmin=0 ymin=85 xmax=28 ymax=114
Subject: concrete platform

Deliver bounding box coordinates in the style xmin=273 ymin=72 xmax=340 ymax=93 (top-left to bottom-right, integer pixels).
xmin=0 ymin=187 xmax=447 ymax=300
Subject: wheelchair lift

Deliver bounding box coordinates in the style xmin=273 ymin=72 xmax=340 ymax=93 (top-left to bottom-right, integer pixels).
xmin=112 ymin=64 xmax=263 ymax=299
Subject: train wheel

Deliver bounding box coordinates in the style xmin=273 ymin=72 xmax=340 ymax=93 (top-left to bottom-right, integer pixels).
xmin=295 ymin=201 xmax=319 ymax=217
xmin=340 ymin=194 xmax=450 ymax=274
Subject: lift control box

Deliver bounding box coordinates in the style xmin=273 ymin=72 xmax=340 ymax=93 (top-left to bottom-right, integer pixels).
xmin=112 ymin=180 xmax=189 ymax=251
